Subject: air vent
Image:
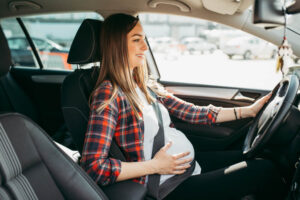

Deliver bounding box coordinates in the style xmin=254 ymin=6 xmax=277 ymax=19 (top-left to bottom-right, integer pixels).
xmin=9 ymin=1 xmax=42 ymax=12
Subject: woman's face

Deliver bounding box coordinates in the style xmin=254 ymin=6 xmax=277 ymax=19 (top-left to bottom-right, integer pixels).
xmin=127 ymin=22 xmax=148 ymax=70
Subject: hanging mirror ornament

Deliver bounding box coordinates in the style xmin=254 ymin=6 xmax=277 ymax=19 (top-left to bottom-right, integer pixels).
xmin=276 ymin=0 xmax=295 ymax=77
xmin=276 ymin=36 xmax=294 ymax=76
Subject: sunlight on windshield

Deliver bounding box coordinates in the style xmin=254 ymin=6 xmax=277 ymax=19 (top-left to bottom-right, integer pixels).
xmin=140 ymin=14 xmax=286 ymax=90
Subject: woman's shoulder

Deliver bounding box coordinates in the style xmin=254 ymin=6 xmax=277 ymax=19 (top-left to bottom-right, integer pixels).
xmin=94 ymin=80 xmax=113 ymax=94
xmin=92 ymin=80 xmax=122 ymax=101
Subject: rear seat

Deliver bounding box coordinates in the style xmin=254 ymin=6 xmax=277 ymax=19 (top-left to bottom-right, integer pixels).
xmin=0 ymin=26 xmax=38 ymax=121
xmin=0 ymin=71 xmax=39 ymax=122
xmin=0 ymin=25 xmax=78 ymax=158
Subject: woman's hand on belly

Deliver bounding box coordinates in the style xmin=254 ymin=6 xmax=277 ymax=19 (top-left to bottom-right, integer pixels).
xmin=150 ymin=141 xmax=193 ymax=175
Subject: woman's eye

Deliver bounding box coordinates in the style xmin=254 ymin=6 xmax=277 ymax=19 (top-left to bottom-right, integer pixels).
xmin=133 ymin=39 xmax=140 ymax=42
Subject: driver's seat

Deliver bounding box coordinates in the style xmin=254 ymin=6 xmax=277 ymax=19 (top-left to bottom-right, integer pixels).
xmin=61 ymin=18 xmax=147 ymax=200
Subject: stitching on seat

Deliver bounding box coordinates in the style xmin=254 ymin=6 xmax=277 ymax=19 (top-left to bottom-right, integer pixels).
xmin=0 ymin=122 xmax=38 ymax=200
xmin=0 ymin=113 xmax=108 ymax=199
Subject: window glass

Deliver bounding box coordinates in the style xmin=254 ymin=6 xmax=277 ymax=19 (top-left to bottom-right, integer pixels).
xmin=2 ymin=19 xmax=38 ymax=68
xmin=1 ymin=12 xmax=103 ymax=70
xmin=140 ymin=13 xmax=289 ymax=90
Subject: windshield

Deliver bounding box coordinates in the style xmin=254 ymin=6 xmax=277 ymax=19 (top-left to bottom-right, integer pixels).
xmin=287 ymin=13 xmax=300 ymax=34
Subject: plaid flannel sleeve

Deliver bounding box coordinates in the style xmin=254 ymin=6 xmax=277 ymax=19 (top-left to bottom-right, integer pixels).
xmin=159 ymin=94 xmax=221 ymax=125
xmin=80 ymin=84 xmax=121 ymax=186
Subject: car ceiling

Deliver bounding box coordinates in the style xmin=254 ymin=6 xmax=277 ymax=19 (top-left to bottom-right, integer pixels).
xmin=0 ymin=0 xmax=300 ymax=57
xmin=0 ymin=0 xmax=252 ymax=19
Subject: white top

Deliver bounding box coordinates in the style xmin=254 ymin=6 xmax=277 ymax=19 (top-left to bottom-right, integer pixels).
xmin=135 ymin=87 xmax=201 ymax=185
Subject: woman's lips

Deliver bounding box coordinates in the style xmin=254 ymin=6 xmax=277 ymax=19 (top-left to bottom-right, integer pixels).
xmin=136 ymin=54 xmax=145 ymax=58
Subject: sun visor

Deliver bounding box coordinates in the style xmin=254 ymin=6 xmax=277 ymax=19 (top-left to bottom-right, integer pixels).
xmin=202 ymin=0 xmax=246 ymax=15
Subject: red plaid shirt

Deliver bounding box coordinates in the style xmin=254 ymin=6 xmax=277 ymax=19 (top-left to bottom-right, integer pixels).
xmin=80 ymin=80 xmax=220 ymax=186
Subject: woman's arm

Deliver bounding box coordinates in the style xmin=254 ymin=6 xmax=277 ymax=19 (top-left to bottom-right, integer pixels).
xmin=159 ymin=92 xmax=271 ymax=124
xmin=81 ymin=84 xmax=122 ymax=186
xmin=116 ymin=142 xmax=192 ymax=182
xmin=158 ymin=94 xmax=220 ymax=125
xmin=216 ymin=93 xmax=271 ymax=123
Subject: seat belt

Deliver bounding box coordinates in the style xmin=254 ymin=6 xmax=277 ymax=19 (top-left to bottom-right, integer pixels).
xmin=146 ymin=94 xmax=165 ymax=199
xmin=146 ymin=89 xmax=196 ymax=200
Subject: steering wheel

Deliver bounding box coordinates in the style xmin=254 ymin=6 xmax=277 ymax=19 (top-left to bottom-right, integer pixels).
xmin=243 ymin=75 xmax=299 ymax=158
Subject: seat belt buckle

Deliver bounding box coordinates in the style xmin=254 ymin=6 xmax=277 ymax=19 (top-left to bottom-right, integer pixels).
xmin=291 ymin=182 xmax=298 ymax=192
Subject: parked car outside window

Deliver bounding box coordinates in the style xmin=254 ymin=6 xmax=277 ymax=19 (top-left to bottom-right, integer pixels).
xmin=221 ymin=36 xmax=277 ymax=60
xmin=181 ymin=37 xmax=217 ymax=54
xmin=8 ymin=36 xmax=71 ymax=69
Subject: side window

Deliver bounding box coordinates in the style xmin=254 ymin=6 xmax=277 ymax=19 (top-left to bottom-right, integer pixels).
xmin=2 ymin=19 xmax=38 ymax=68
xmin=1 ymin=12 xmax=103 ymax=70
xmin=140 ymin=14 xmax=284 ymax=90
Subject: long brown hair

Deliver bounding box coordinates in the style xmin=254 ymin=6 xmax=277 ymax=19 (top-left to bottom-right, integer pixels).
xmin=92 ymin=13 xmax=160 ymax=118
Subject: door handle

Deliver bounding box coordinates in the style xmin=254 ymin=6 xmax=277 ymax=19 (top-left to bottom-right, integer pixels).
xmin=233 ymin=92 xmax=255 ymax=102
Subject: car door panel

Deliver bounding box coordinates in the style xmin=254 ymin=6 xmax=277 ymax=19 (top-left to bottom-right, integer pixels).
xmin=162 ymin=82 xmax=270 ymax=151
xmin=10 ymin=67 xmax=71 ymax=136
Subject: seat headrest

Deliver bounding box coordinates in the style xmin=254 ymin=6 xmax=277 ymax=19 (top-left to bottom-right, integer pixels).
xmin=0 ymin=26 xmax=12 ymax=77
xmin=67 ymin=19 xmax=103 ymax=64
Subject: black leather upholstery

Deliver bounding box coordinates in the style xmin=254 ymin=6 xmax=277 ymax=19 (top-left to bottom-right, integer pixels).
xmin=0 ymin=72 xmax=39 ymax=122
xmin=0 ymin=26 xmax=11 ymax=77
xmin=61 ymin=67 xmax=99 ymax=153
xmin=0 ymin=113 xmax=108 ymax=200
xmin=67 ymin=19 xmax=102 ymax=64
xmin=0 ymin=25 xmax=39 ymax=122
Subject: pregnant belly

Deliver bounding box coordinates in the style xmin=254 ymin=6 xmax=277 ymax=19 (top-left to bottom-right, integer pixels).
xmin=159 ymin=127 xmax=195 ymax=185
xmin=164 ymin=128 xmax=195 ymax=162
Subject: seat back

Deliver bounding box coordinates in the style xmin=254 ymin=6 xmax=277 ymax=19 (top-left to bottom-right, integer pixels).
xmin=61 ymin=67 xmax=99 ymax=153
xmin=0 ymin=25 xmax=38 ymax=122
xmin=62 ymin=19 xmax=126 ymax=161
xmin=62 ymin=19 xmax=102 ymax=153
xmin=0 ymin=113 xmax=108 ymax=200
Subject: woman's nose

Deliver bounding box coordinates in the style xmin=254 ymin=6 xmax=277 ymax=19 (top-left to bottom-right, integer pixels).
xmin=141 ymin=40 xmax=148 ymax=51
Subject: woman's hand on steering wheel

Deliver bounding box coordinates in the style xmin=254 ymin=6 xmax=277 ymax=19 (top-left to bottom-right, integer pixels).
xmin=246 ymin=93 xmax=272 ymax=118
xmin=151 ymin=141 xmax=192 ymax=175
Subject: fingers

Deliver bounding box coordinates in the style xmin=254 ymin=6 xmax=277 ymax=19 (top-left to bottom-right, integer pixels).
xmin=173 ymin=170 xmax=186 ymax=175
xmin=172 ymin=164 xmax=192 ymax=174
xmin=172 ymin=151 xmax=190 ymax=159
xmin=264 ymin=92 xmax=272 ymax=101
xmin=161 ymin=141 xmax=172 ymax=152
xmin=175 ymin=157 xmax=193 ymax=165
xmin=174 ymin=164 xmax=191 ymax=170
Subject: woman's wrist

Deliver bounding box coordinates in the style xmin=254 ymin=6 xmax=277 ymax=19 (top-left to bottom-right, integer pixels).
xmin=146 ymin=159 xmax=158 ymax=175
xmin=241 ymin=106 xmax=255 ymax=118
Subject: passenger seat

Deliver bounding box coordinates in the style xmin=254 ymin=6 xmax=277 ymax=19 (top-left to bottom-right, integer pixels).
xmin=0 ymin=25 xmax=108 ymax=200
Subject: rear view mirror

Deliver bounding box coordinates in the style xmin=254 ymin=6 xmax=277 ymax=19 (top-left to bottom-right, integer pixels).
xmin=253 ymin=0 xmax=285 ymax=27
xmin=253 ymin=0 xmax=300 ymax=28
xmin=286 ymin=1 xmax=300 ymax=14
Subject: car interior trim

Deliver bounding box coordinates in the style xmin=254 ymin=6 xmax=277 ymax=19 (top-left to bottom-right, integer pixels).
xmin=8 ymin=1 xmax=42 ymax=12
xmin=166 ymin=86 xmax=239 ymax=100
xmin=148 ymin=0 xmax=191 ymax=12
xmin=31 ymin=75 xmax=66 ymax=84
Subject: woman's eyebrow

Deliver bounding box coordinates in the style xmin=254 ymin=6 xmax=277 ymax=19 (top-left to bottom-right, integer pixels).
xmin=131 ymin=33 xmax=145 ymax=37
